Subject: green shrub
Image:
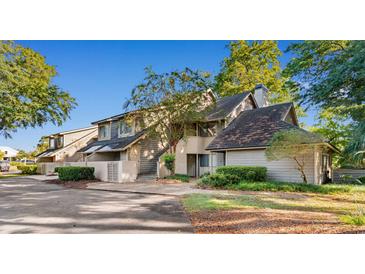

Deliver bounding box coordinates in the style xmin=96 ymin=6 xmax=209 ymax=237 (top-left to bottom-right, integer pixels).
xmin=10 ymin=162 xmax=25 ymax=168
xmin=216 ymin=166 xmax=267 ymax=181
xmin=165 ymin=173 xmax=190 ymax=182
xmin=340 ymin=215 xmax=365 ymax=226
xmin=17 ymin=165 xmax=38 ymax=175
xmin=57 ymin=166 xmax=95 ymax=181
xmin=54 ymin=167 xmax=60 ymax=173
xmin=200 ymin=173 xmax=240 ymax=187
xmin=162 ymin=154 xmax=175 ymax=173
xmin=199 ymin=172 xmax=210 ymax=178
xmin=358 ymin=176 xmax=365 ymax=184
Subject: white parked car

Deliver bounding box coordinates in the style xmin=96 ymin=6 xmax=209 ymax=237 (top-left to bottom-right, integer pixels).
xmin=0 ymin=160 xmax=10 ymax=172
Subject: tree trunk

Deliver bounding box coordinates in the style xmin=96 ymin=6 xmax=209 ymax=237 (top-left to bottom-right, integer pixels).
xmin=293 ymin=156 xmax=308 ymax=184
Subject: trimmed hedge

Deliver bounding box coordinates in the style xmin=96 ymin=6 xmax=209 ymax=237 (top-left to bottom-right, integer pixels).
xmin=216 ymin=166 xmax=267 ymax=181
xmin=17 ymin=165 xmax=37 ymax=175
xmin=200 ymin=173 xmax=240 ymax=187
xmin=57 ymin=166 xmax=95 ymax=181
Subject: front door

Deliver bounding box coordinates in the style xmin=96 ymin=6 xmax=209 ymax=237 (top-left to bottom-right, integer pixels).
xmin=322 ymin=154 xmax=330 ymax=183
xmin=187 ymin=154 xmax=196 ymax=177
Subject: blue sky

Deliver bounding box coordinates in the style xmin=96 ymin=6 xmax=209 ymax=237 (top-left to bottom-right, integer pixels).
xmin=1 ymin=40 xmax=314 ymax=151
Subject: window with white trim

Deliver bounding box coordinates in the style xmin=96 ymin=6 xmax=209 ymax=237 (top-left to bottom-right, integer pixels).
xmin=49 ymin=138 xmax=55 ymax=149
xmin=119 ymin=120 xmax=133 ymax=137
xmin=99 ymin=124 xmax=110 ymax=140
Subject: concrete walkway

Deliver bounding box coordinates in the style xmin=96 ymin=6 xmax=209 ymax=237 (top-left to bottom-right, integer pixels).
xmin=86 ymin=181 xmax=233 ymax=196
xmin=0 ymin=176 xmax=193 ymax=234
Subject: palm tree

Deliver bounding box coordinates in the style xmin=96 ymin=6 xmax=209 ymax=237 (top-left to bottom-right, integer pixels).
xmin=344 ymin=122 xmax=365 ymax=167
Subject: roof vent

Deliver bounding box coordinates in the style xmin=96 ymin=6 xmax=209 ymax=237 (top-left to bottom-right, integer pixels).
xmin=254 ymin=84 xmax=269 ymax=108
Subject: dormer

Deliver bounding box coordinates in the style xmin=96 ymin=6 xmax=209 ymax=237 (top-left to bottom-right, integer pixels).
xmin=49 ymin=135 xmax=64 ymax=149
xmin=118 ymin=119 xmax=135 ymax=138
xmin=98 ymin=123 xmax=111 ymax=140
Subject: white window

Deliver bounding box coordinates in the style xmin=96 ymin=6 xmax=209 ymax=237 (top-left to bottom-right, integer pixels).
xmin=49 ymin=139 xmax=55 ymax=149
xmin=99 ymin=124 xmax=110 ymax=140
xmin=119 ymin=120 xmax=133 ymax=137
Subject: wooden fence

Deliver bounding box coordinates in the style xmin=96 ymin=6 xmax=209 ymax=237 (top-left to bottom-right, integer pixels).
xmin=333 ymin=168 xmax=365 ymax=182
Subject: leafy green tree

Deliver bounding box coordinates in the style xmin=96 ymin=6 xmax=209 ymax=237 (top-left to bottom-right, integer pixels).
xmin=344 ymin=123 xmax=365 ymax=167
xmin=215 ymin=41 xmax=294 ymax=101
xmin=0 ymin=41 xmax=77 ymax=137
xmin=31 ymin=136 xmax=49 ymax=158
xmin=284 ymin=40 xmax=365 ymax=166
xmin=266 ymin=129 xmax=323 ymax=183
xmin=16 ymin=149 xmax=32 ymax=160
xmin=309 ymin=110 xmax=352 ymax=167
xmin=124 ymin=67 xmax=213 ymax=154
xmin=0 ymin=150 xmax=4 ymax=160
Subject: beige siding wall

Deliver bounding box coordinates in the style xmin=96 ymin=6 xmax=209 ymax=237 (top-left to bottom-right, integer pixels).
xmin=53 ymin=129 xmax=97 ymax=162
xmin=175 ymin=136 xmax=214 ymax=175
xmin=63 ymin=128 xmax=96 ymax=146
xmin=226 ymin=149 xmax=317 ymax=184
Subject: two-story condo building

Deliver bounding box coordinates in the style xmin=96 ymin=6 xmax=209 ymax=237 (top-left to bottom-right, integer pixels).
xmin=73 ymin=84 xmax=335 ymax=184
xmin=36 ymin=126 xmax=98 ymax=163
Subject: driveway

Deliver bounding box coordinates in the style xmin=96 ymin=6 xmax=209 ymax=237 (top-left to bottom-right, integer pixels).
xmin=0 ymin=176 xmax=193 ymax=233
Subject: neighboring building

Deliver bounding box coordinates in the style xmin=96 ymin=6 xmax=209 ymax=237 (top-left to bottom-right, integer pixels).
xmin=78 ymin=113 xmax=164 ymax=179
xmin=0 ymin=146 xmax=19 ymax=161
xmin=36 ymin=126 xmax=98 ymax=163
xmin=79 ymin=84 xmax=335 ymax=184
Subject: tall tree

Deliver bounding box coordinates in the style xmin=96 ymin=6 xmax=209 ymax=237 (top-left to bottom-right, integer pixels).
xmin=284 ymin=40 xmax=365 ymax=166
xmin=215 ymin=41 xmax=291 ymax=102
xmin=124 ymin=67 xmax=213 ymax=154
xmin=0 ymin=41 xmax=77 ymax=138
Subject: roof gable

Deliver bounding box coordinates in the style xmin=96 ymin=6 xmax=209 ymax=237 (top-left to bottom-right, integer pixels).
xmin=206 ymin=92 xmax=254 ymax=121
xmin=206 ymin=102 xmax=303 ymax=150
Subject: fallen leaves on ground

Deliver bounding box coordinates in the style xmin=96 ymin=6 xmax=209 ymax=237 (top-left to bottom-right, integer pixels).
xmin=45 ymin=179 xmax=99 ymax=189
xmin=187 ymin=208 xmax=365 ymax=234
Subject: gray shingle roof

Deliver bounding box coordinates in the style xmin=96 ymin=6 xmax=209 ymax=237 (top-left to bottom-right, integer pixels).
xmin=78 ymin=131 xmax=145 ymax=153
xmin=206 ymin=102 xmax=318 ymax=150
xmin=93 ymin=92 xmax=251 ymax=125
xmin=206 ymin=92 xmax=251 ymax=121
xmin=91 ymin=111 xmax=131 ymax=125
xmin=36 ymin=149 xmax=56 ymax=158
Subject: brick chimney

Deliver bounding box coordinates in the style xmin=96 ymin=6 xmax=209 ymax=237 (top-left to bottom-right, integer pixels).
xmin=254 ymin=84 xmax=269 ymax=108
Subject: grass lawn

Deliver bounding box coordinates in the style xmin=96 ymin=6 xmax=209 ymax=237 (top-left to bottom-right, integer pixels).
xmin=183 ymin=185 xmax=365 ymax=233
xmin=0 ymin=173 xmax=24 ymax=179
xmin=199 ymin=180 xmax=364 ymax=194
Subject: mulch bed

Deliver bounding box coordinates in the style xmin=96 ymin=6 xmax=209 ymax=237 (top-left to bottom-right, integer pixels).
xmin=45 ymin=179 xmax=100 ymax=189
xmin=187 ymin=209 xmax=365 ymax=234
xmin=156 ymin=178 xmax=187 ymax=184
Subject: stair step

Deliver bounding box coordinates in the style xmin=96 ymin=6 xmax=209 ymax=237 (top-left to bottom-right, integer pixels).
xmin=137 ymin=173 xmax=157 ymax=181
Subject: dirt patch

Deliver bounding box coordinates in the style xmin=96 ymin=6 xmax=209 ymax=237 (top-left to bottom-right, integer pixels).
xmin=45 ymin=179 xmax=100 ymax=189
xmin=187 ymin=209 xmax=365 ymax=234
xmin=156 ymin=179 xmax=186 ymax=184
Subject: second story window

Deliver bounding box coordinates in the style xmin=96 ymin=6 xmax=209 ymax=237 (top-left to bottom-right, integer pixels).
xmin=55 ymin=136 xmax=64 ymax=148
xmin=198 ymin=122 xmax=219 ymax=137
xmin=99 ymin=124 xmax=110 ymax=140
xmin=119 ymin=120 xmax=133 ymax=137
xmin=49 ymin=138 xmax=55 ymax=149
